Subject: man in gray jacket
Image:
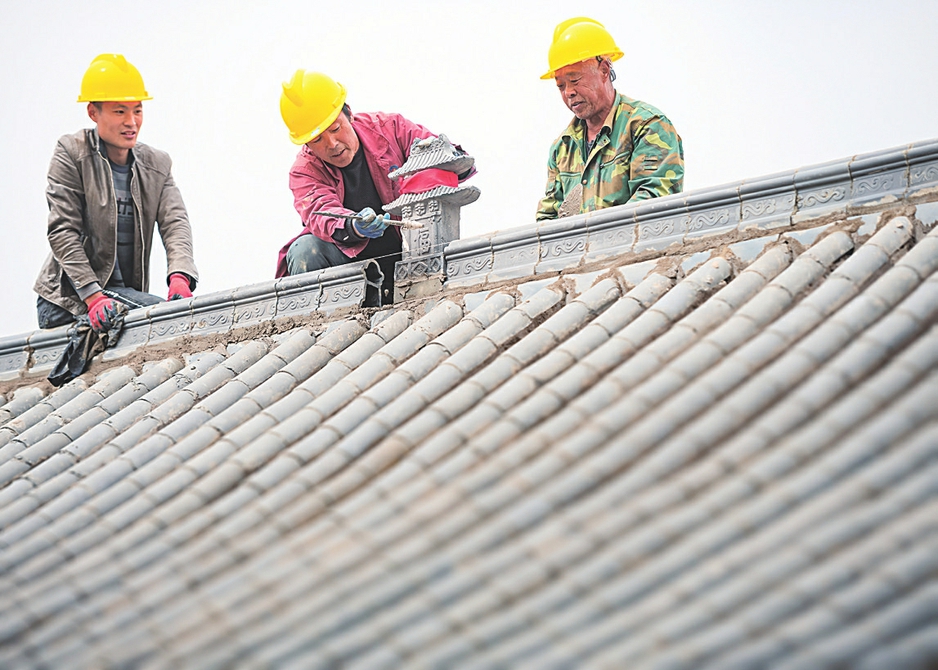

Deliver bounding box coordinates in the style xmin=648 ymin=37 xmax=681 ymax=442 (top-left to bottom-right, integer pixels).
xmin=33 ymin=54 xmax=198 ymax=332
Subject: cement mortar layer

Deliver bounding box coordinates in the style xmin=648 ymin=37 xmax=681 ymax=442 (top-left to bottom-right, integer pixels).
xmin=2 ymin=138 xmax=937 ymax=388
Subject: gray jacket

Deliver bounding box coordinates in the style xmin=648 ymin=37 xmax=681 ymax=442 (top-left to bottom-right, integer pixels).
xmin=33 ymin=128 xmax=199 ymax=315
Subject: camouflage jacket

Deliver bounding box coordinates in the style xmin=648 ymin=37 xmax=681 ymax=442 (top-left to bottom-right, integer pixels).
xmin=536 ymin=93 xmax=684 ymax=220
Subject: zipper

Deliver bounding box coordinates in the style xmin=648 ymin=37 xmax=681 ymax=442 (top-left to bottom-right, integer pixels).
xmin=98 ymin=148 xmax=118 ymax=288
xmin=130 ymin=162 xmax=145 ymax=291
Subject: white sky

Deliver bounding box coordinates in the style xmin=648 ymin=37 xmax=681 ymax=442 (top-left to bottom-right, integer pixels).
xmin=1 ymin=0 xmax=936 ymax=336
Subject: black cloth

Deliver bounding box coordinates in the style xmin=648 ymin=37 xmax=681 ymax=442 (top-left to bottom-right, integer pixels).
xmin=336 ymin=145 xmax=401 ymax=293
xmin=48 ymin=304 xmax=127 ymax=387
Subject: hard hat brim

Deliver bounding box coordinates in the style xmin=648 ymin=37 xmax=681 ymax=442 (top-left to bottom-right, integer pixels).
xmin=289 ymin=101 xmax=344 ymax=145
xmin=77 ymin=95 xmax=153 ymax=103
xmin=541 ymin=50 xmax=624 ymax=80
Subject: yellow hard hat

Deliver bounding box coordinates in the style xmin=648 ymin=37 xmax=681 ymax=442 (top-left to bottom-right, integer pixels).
xmin=541 ymin=17 xmax=624 ymax=80
xmin=280 ymin=70 xmax=348 ymax=145
xmin=77 ymin=54 xmax=152 ymax=102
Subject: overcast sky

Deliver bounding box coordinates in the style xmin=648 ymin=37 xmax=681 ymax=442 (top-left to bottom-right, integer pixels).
xmin=2 ymin=0 xmax=936 ymax=336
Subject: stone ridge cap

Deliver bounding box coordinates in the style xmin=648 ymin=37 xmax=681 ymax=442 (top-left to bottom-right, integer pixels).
xmin=2 ymin=137 xmax=936 ymax=357
xmin=0 ymin=260 xmax=380 ymax=381
xmin=444 ymin=137 xmax=936 ymax=256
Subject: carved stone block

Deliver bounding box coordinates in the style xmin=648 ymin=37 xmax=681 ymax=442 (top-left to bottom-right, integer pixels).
xmin=190 ymin=293 xmax=235 ymax=337
xmin=794 ymin=158 xmax=851 ymax=223
xmin=490 ymin=227 xmax=540 ymax=281
xmin=585 ymin=222 xmax=636 ymax=262
xmin=384 ymin=134 xmax=480 ymax=300
xmin=739 ymin=171 xmax=796 ymax=232
xmin=907 ymin=141 xmax=938 ymax=202
xmin=444 ymin=236 xmax=493 ymax=288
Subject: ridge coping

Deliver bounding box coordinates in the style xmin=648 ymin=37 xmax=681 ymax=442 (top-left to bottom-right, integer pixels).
xmin=2 ymin=137 xmax=936 ymax=382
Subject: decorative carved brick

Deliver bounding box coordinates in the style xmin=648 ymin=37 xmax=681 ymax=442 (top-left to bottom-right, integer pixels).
xmin=385 ymin=135 xmax=479 ymax=301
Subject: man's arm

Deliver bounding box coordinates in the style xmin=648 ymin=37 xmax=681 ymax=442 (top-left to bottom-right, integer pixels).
xmin=155 ymin=163 xmax=199 ymax=288
xmin=45 ymin=138 xmax=99 ymax=296
xmin=627 ymin=114 xmax=684 ymax=203
xmin=289 ymin=159 xmax=368 ymax=253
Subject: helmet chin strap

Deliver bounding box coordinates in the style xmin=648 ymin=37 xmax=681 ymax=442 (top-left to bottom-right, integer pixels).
xmin=595 ymin=56 xmax=617 ymax=83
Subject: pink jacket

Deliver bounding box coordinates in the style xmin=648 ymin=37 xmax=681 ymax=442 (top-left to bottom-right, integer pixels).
xmin=275 ymin=112 xmax=435 ymax=278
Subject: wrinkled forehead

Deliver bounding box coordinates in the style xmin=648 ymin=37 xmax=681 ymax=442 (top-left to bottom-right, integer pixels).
xmin=553 ymin=59 xmax=601 ymax=82
xmin=95 ymin=101 xmax=144 ymax=112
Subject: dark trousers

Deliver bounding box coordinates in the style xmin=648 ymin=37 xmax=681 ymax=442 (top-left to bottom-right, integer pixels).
xmin=286 ymin=233 xmax=399 ymax=302
xmin=37 ymin=287 xmax=164 ymax=330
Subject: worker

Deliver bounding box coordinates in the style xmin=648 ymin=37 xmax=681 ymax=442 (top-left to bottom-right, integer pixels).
xmin=33 ymin=54 xmax=199 ymax=332
xmin=536 ymin=17 xmax=684 ymax=220
xmin=276 ymin=70 xmax=470 ymax=300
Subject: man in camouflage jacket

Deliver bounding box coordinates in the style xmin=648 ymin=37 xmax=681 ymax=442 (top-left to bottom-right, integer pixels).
xmin=536 ymin=40 xmax=683 ymax=220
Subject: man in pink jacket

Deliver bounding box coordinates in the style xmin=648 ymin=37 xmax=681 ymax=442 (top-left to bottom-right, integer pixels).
xmin=277 ymin=70 xmax=468 ymax=301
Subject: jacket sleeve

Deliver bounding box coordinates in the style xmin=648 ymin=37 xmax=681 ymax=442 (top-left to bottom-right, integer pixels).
xmin=627 ymin=114 xmax=684 ymax=203
xmin=536 ymin=142 xmax=563 ymax=221
xmin=289 ymin=158 xmax=364 ymax=252
xmin=155 ymin=162 xmax=199 ymax=286
xmin=46 ymin=138 xmax=98 ymax=293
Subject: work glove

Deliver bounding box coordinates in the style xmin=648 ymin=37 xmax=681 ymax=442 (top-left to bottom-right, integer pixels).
xmin=353 ymin=207 xmax=391 ymax=239
xmin=86 ymin=294 xmax=120 ymax=334
xmin=167 ymin=273 xmax=193 ymax=300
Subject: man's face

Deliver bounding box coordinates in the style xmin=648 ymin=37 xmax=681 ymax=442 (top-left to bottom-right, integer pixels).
xmin=306 ymin=113 xmax=360 ymax=168
xmin=88 ymin=101 xmax=143 ymax=152
xmin=554 ymin=59 xmax=611 ymax=123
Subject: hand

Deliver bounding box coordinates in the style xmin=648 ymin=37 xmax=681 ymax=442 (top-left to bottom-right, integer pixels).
xmin=168 ymin=273 xmax=193 ymax=300
xmin=85 ymin=293 xmax=120 ymax=333
xmin=353 ymin=207 xmax=390 ymax=239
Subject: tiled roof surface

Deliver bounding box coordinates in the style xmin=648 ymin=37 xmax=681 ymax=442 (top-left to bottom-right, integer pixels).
xmin=0 ymin=146 xmax=937 ymax=668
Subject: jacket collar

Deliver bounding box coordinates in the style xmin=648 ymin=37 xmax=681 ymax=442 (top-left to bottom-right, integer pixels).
xmin=562 ymin=91 xmax=622 ymax=141
xmin=91 ymin=128 xmax=136 ymax=166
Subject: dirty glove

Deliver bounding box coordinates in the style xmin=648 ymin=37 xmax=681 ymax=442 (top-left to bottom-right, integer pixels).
xmin=353 ymin=207 xmax=390 ymax=239
xmin=167 ymin=273 xmax=193 ymax=301
xmin=86 ymin=294 xmax=120 ymax=334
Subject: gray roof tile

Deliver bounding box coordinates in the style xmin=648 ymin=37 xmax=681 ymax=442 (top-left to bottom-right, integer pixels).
xmin=1 ymin=147 xmax=937 ymax=667
xmin=854 ymin=622 xmax=938 ymax=670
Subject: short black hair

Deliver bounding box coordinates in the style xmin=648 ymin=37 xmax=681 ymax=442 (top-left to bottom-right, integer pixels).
xmin=342 ymin=103 xmax=352 ymax=118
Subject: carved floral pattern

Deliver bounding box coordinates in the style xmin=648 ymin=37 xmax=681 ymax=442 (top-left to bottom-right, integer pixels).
xmin=910 ymin=164 xmax=938 ymax=186
xmin=688 ymin=209 xmax=731 ymax=231
xmin=33 ymin=348 xmax=63 ymax=366
xmin=120 ymin=326 xmax=150 ymax=346
xmin=325 ymin=284 xmax=364 ymax=304
xmin=277 ymin=294 xmax=316 ymax=312
xmin=855 ymin=173 xmax=901 ymax=195
xmin=800 ymin=187 xmax=846 ymax=208
xmin=446 ymin=254 xmax=492 ymax=277
xmin=499 ymin=244 xmax=538 ymax=266
xmin=742 ymin=198 xmax=778 ymax=219
xmin=0 ymin=353 xmax=27 ymax=374
xmin=638 ymin=219 xmax=677 ymax=240
xmin=235 ymin=301 xmax=276 ymax=324
xmin=152 ymin=318 xmax=193 ymax=338
xmin=541 ymin=236 xmax=586 ymax=258
xmin=591 ymin=227 xmax=634 ymax=250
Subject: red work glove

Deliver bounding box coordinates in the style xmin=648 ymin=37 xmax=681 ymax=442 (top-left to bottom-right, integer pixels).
xmin=86 ymin=294 xmax=120 ymax=333
xmin=167 ymin=273 xmax=193 ymax=301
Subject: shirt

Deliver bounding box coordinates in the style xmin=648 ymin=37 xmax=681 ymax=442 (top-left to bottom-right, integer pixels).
xmin=337 ymin=144 xmax=401 ymax=265
xmin=536 ymin=92 xmax=684 ymax=220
